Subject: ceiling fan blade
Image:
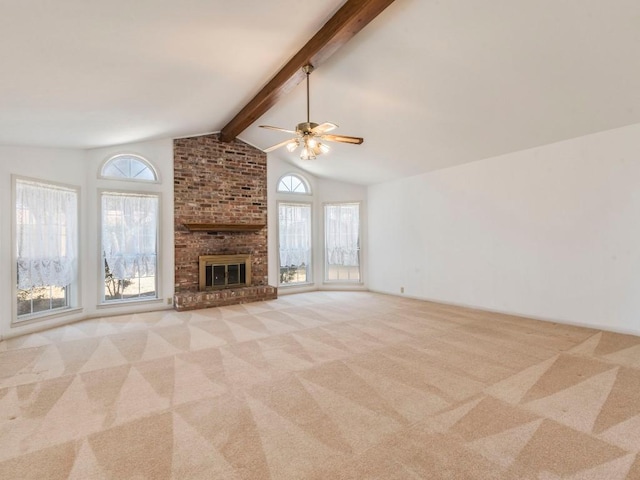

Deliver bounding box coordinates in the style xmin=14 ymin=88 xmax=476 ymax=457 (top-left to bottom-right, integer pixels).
xmin=311 ymin=122 xmax=338 ymax=134
xmin=259 ymin=125 xmax=297 ymax=134
xmin=264 ymin=138 xmax=295 ymax=153
xmin=321 ymin=134 xmax=364 ymax=145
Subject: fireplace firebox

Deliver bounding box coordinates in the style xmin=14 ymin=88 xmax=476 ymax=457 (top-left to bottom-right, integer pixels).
xmin=199 ymin=254 xmax=252 ymax=291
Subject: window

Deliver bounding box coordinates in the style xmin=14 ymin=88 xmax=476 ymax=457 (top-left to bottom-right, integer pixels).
xmin=325 ymin=203 xmax=361 ymax=282
xmin=277 ymin=174 xmax=310 ymax=194
xmin=101 ymin=192 xmax=159 ymax=303
xmin=15 ymin=178 xmax=78 ymax=320
xmin=278 ymin=202 xmax=312 ymax=285
xmin=101 ymin=154 xmax=158 ymax=182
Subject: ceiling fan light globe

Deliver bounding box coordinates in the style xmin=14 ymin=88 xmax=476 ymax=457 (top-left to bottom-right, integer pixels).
xmin=319 ymin=143 xmax=330 ymax=154
xmin=300 ymin=146 xmax=315 ymax=160
xmin=286 ymin=140 xmax=298 ymax=152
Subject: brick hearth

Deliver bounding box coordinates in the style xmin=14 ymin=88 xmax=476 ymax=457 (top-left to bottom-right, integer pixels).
xmin=173 ymin=133 xmax=276 ymax=311
xmin=174 ymin=286 xmax=277 ymax=311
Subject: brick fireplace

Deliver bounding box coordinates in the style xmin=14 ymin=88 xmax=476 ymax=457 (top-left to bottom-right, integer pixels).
xmin=173 ymin=133 xmax=277 ymax=311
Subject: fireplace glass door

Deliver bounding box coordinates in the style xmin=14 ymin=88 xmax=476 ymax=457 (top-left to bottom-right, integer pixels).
xmin=200 ymin=255 xmax=250 ymax=290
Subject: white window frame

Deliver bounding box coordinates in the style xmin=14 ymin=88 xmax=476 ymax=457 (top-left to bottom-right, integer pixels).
xmin=98 ymin=189 xmax=161 ymax=305
xmin=276 ymin=173 xmax=312 ymax=195
xmin=323 ymin=201 xmax=362 ymax=284
xmin=99 ymin=153 xmax=160 ymax=183
xmin=12 ymin=175 xmax=82 ymax=325
xmin=277 ymin=200 xmax=314 ymax=287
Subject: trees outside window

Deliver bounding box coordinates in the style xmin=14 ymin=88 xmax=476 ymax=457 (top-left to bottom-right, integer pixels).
xmin=101 ymin=192 xmax=159 ymax=302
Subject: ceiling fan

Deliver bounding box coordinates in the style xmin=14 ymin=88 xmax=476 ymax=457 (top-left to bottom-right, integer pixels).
xmin=260 ymin=65 xmax=364 ymax=160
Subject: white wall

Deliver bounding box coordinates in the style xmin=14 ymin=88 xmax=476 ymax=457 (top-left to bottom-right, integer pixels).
xmin=0 ymin=140 xmax=174 ymax=340
xmin=267 ymin=156 xmax=368 ymax=291
xmin=368 ymin=123 xmax=640 ymax=335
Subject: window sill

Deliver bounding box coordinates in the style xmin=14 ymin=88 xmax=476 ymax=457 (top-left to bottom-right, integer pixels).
xmin=278 ymin=282 xmax=315 ymax=288
xmin=12 ymin=306 xmax=84 ymax=328
xmin=98 ymin=298 xmax=164 ymax=309
xmin=323 ymin=280 xmax=364 ymax=285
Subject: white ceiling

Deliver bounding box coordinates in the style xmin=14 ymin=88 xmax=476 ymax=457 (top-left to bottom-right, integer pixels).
xmin=2 ymin=0 xmax=639 ymax=185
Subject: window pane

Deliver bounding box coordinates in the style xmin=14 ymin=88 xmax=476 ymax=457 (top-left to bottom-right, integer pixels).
xmin=102 ymin=192 xmax=158 ymax=302
xmin=277 ymin=174 xmax=309 ymax=194
xmin=325 ymin=203 xmax=360 ymax=282
xmin=278 ymin=203 xmax=312 ymax=285
xmin=15 ymin=179 xmax=77 ymax=320
xmin=17 ymin=289 xmax=32 ymax=317
xmin=101 ymin=155 xmax=157 ymax=181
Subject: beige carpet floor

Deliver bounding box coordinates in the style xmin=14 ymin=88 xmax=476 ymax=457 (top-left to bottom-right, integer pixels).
xmin=2 ymin=291 xmax=640 ymax=479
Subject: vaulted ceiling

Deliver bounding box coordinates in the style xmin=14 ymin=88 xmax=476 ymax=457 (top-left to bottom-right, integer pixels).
xmin=2 ymin=0 xmax=639 ymax=184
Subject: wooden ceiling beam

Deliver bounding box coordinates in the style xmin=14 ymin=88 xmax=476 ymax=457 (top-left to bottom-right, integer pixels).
xmin=219 ymin=0 xmax=396 ymax=143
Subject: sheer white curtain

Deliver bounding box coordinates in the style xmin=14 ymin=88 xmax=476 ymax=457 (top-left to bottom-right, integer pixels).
xmin=16 ymin=180 xmax=78 ymax=289
xmin=102 ymin=193 xmax=158 ymax=280
xmin=278 ymin=203 xmax=312 ymax=268
xmin=325 ymin=203 xmax=360 ymax=267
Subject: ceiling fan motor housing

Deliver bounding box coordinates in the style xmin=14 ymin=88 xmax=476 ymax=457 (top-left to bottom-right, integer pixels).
xmin=296 ymin=122 xmax=319 ymax=134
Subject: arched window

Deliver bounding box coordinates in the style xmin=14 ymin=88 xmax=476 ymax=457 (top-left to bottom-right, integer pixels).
xmin=99 ymin=153 xmax=160 ymax=304
xmin=277 ymin=173 xmax=310 ymax=194
xmin=100 ymin=154 xmax=158 ymax=182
